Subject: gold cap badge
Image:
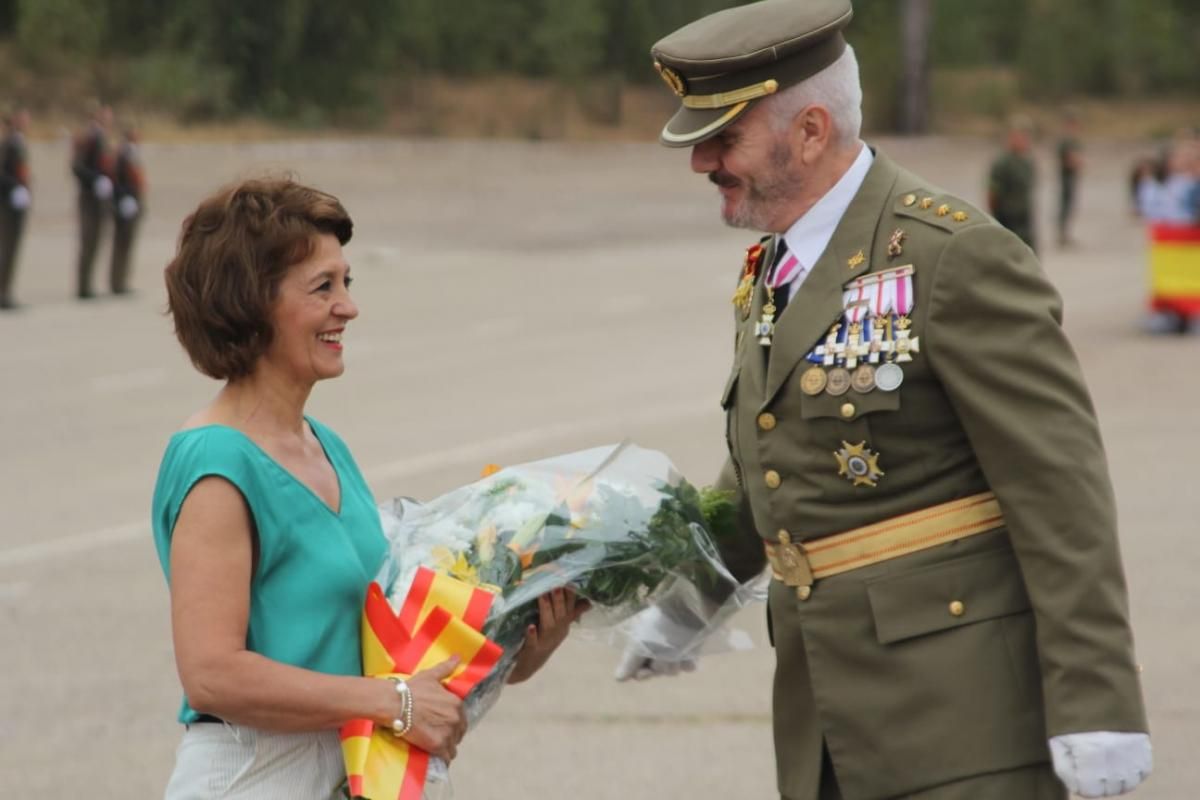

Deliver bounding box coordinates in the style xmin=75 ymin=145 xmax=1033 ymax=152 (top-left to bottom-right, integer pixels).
xmin=654 ymin=62 xmax=688 ymax=97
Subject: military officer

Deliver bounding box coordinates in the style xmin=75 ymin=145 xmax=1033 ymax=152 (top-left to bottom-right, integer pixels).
xmin=988 ymin=115 xmax=1038 ymax=251
xmin=616 ymin=1 xmax=1150 ymax=798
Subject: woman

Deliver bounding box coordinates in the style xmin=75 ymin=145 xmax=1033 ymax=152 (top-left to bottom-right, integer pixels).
xmin=153 ymin=177 xmax=579 ymax=799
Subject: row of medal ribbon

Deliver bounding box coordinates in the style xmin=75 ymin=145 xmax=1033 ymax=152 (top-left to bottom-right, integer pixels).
xmin=799 ymin=268 xmax=919 ymax=397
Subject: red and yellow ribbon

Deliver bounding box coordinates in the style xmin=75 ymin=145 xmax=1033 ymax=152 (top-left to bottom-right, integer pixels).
xmin=341 ymin=567 xmax=502 ymax=800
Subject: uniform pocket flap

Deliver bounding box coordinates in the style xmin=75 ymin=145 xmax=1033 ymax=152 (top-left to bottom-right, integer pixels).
xmin=866 ymin=548 xmax=1031 ymax=645
xmin=799 ymin=386 xmax=899 ymax=420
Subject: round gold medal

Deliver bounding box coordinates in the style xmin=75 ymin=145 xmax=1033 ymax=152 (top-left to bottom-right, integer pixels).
xmin=825 ymin=367 xmax=851 ymax=396
xmin=800 ymin=366 xmax=827 ymax=396
xmin=851 ymin=365 xmax=876 ymax=394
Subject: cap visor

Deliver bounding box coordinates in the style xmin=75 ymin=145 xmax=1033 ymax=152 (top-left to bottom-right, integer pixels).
xmin=659 ymin=101 xmax=753 ymax=148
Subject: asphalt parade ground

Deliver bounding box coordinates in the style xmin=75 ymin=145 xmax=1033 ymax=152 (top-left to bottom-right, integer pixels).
xmin=0 ymin=134 xmax=1193 ymax=798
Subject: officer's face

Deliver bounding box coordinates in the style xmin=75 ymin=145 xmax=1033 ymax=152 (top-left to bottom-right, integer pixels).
xmin=261 ymin=233 xmax=358 ymax=385
xmin=690 ymin=103 xmax=803 ymax=232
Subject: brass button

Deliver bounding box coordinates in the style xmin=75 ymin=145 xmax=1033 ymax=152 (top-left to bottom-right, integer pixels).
xmin=758 ymin=412 xmax=777 ymax=431
xmin=797 ymin=586 xmax=812 ymax=601
xmin=777 ymin=529 xmax=790 ymax=543
xmin=840 ymin=402 xmax=855 ymax=419
xmin=948 ymin=600 xmax=965 ymax=617
xmin=764 ymin=470 xmax=781 ymax=489
xmin=902 ymin=193 xmax=916 ymax=207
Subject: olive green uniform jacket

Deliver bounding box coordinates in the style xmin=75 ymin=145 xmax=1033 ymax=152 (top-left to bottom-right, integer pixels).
xmin=715 ymin=149 xmax=1147 ymax=800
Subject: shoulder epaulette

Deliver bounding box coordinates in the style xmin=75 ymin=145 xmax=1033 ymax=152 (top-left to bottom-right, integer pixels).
xmin=893 ymin=190 xmax=987 ymax=233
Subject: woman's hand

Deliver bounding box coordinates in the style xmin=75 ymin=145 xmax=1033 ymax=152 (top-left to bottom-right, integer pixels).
xmin=403 ymin=658 xmax=468 ymax=761
xmin=507 ymin=588 xmax=588 ymax=684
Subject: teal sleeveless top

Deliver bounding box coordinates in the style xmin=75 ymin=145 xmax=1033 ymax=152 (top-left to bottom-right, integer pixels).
xmin=151 ymin=416 xmax=387 ymax=724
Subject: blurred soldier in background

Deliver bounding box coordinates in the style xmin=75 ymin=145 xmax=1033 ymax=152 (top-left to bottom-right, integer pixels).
xmin=0 ymin=108 xmax=31 ymax=311
xmin=988 ymin=116 xmax=1037 ymax=252
xmin=110 ymin=120 xmax=145 ymax=295
xmin=1056 ymin=109 xmax=1084 ymax=247
xmin=71 ymin=102 xmax=114 ymax=300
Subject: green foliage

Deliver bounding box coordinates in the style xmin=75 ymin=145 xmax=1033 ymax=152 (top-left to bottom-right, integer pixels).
xmin=16 ymin=0 xmax=106 ymax=67
xmin=122 ymin=51 xmax=234 ymax=120
xmin=2 ymin=0 xmax=1198 ymax=125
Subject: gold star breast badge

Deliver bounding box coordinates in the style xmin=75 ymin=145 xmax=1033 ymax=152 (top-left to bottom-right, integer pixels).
xmin=834 ymin=441 xmax=885 ymax=487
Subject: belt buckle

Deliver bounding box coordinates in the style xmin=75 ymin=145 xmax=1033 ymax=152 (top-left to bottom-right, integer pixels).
xmin=766 ymin=532 xmax=814 ymax=596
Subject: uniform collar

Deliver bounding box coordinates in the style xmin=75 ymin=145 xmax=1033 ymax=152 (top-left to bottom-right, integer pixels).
xmin=780 ymin=143 xmax=873 ymax=274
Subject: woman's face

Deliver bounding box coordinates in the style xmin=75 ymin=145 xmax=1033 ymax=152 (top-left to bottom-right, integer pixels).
xmin=261 ymin=233 xmax=358 ymax=385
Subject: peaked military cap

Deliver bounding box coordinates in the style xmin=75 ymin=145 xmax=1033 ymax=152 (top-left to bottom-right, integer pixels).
xmin=651 ymin=0 xmax=853 ymax=148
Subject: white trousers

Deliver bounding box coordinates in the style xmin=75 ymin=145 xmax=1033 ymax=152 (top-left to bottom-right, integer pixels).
xmin=164 ymin=723 xmax=345 ymax=799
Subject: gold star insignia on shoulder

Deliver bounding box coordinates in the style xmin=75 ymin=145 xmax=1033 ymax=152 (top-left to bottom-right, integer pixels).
xmin=936 ymin=204 xmax=951 ymax=217
xmin=919 ymin=197 xmax=934 ymax=209
xmin=952 ymin=211 xmax=968 ymax=222
xmin=847 ymin=250 xmax=866 ymax=268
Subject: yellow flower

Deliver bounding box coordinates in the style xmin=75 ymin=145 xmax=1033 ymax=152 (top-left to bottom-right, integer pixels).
xmin=431 ymin=546 xmax=482 ymax=586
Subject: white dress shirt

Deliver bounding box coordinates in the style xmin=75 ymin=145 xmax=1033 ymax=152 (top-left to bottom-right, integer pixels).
xmin=775 ymin=143 xmax=874 ymax=300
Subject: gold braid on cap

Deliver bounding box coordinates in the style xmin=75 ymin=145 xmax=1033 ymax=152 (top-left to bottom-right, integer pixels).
xmin=681 ymin=79 xmax=779 ymax=110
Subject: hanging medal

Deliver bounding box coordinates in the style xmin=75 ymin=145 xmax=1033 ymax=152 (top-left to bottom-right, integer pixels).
xmin=800 ymin=340 xmax=828 ymax=396
xmin=756 ymin=287 xmax=778 ymax=346
xmin=892 ymin=270 xmax=920 ymax=363
xmin=825 ymin=322 xmax=852 ymax=396
xmin=873 ymin=271 xmax=906 ymax=392
xmin=849 ymin=305 xmax=876 ymax=393
xmin=759 ymin=247 xmax=803 ymax=347
xmin=842 ymin=282 xmax=870 ymax=370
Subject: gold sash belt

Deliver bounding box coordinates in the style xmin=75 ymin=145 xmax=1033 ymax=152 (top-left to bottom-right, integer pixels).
xmin=765 ymin=491 xmax=1005 ymax=599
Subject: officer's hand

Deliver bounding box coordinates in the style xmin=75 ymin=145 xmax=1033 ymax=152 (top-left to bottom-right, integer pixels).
xmin=613 ymin=606 xmax=700 ymax=682
xmin=1049 ymin=731 xmax=1152 ymax=797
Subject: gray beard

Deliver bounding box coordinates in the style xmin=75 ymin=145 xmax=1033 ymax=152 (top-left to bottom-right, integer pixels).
xmin=723 ymin=140 xmax=804 ymax=231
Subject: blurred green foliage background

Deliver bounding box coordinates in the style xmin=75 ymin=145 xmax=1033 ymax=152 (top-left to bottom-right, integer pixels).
xmin=0 ymin=0 xmax=1196 ymax=130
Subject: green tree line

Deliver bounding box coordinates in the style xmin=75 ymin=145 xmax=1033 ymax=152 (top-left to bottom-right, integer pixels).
xmin=0 ymin=0 xmax=1196 ymax=126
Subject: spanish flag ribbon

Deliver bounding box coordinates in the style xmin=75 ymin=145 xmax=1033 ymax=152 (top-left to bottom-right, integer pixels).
xmin=1149 ymin=224 xmax=1200 ymax=315
xmin=341 ymin=567 xmax=502 ymax=800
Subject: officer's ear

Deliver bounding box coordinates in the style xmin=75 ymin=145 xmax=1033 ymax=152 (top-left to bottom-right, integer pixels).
xmin=790 ymin=104 xmax=833 ymax=166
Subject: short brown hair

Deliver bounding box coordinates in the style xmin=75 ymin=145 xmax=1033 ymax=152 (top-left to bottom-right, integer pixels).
xmin=165 ymin=177 xmax=353 ymax=380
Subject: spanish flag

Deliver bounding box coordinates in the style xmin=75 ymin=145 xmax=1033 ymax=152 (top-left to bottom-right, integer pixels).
xmin=341 ymin=567 xmax=503 ymax=800
xmin=1149 ymin=224 xmax=1200 ymax=316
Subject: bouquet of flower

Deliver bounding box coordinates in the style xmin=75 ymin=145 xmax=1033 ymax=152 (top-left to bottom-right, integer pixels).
xmin=341 ymin=442 xmax=757 ymax=800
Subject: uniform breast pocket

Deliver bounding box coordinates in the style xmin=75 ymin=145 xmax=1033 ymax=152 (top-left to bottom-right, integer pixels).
xmin=798 ymin=384 xmax=900 ymax=423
